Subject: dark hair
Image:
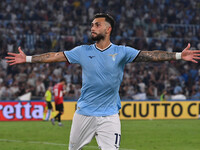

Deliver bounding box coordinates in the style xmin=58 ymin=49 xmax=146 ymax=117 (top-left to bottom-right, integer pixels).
xmin=60 ymin=78 xmax=66 ymax=83
xmin=93 ymin=13 xmax=115 ymax=34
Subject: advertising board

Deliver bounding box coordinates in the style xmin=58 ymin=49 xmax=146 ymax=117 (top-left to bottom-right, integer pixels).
xmin=0 ymin=101 xmax=45 ymax=121
xmin=0 ymin=101 xmax=199 ymax=121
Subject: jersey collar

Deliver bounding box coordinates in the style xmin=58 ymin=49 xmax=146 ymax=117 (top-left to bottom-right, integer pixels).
xmin=94 ymin=43 xmax=112 ymax=52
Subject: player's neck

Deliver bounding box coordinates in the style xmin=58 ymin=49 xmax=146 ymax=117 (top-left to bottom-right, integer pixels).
xmin=95 ymin=39 xmax=112 ymax=51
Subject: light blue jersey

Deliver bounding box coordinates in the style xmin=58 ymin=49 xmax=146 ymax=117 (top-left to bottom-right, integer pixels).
xmin=64 ymin=44 xmax=140 ymax=116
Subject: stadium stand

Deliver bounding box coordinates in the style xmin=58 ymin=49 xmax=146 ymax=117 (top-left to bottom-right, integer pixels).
xmin=0 ymin=0 xmax=200 ymax=100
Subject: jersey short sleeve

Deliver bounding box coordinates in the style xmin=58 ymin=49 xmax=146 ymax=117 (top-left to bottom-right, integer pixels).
xmin=63 ymin=46 xmax=82 ymax=64
xmin=123 ymin=46 xmax=140 ymax=64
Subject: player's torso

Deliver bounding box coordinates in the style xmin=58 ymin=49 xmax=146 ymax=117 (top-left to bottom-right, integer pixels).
xmin=53 ymin=83 xmax=63 ymax=103
xmin=80 ymin=44 xmax=125 ymax=84
xmin=65 ymin=44 xmax=140 ymax=116
xmin=45 ymin=90 xmax=52 ymax=102
xmin=75 ymin=45 xmax=124 ymax=115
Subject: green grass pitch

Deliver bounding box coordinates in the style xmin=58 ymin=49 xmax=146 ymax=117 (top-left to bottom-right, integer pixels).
xmin=0 ymin=120 xmax=200 ymax=150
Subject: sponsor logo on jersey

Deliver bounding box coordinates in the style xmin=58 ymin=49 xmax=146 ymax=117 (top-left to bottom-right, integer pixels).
xmin=88 ymin=56 xmax=95 ymax=59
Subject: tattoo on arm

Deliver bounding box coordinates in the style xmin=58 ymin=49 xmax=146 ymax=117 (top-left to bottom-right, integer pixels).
xmin=135 ymin=51 xmax=176 ymax=62
xmin=32 ymin=52 xmax=57 ymax=63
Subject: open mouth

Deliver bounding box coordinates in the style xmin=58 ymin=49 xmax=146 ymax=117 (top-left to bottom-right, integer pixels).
xmin=91 ymin=32 xmax=97 ymax=35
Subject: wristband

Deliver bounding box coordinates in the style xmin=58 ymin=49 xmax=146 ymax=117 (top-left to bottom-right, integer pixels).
xmin=175 ymin=53 xmax=182 ymax=60
xmin=26 ymin=56 xmax=32 ymax=63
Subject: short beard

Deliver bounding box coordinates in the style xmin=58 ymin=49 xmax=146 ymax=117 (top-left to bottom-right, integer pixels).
xmin=91 ymin=33 xmax=105 ymax=41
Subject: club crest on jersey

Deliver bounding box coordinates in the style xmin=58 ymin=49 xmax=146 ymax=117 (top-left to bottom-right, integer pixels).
xmin=109 ymin=53 xmax=118 ymax=61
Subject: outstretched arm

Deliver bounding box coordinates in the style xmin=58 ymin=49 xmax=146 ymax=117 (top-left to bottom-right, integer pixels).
xmin=5 ymin=47 xmax=67 ymax=65
xmin=135 ymin=43 xmax=200 ymax=63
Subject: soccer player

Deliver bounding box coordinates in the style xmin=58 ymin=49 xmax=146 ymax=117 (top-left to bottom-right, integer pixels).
xmin=51 ymin=78 xmax=66 ymax=126
xmin=43 ymin=86 xmax=53 ymax=121
xmin=5 ymin=13 xmax=200 ymax=149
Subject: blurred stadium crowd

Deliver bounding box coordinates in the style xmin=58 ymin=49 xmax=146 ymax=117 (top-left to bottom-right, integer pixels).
xmin=0 ymin=0 xmax=200 ymax=100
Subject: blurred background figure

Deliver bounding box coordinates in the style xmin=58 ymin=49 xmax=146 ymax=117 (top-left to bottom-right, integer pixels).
xmin=51 ymin=78 xmax=66 ymax=126
xmin=160 ymin=90 xmax=167 ymax=101
xmin=43 ymin=86 xmax=53 ymax=121
xmin=1 ymin=0 xmax=200 ymax=101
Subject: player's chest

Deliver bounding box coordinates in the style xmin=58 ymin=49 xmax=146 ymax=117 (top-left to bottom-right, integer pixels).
xmin=81 ymin=51 xmax=121 ymax=70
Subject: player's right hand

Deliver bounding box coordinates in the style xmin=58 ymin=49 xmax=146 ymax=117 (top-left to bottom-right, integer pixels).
xmin=5 ymin=47 xmax=26 ymax=65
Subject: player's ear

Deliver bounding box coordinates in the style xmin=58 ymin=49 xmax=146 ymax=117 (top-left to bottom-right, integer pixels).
xmin=106 ymin=26 xmax=112 ymax=35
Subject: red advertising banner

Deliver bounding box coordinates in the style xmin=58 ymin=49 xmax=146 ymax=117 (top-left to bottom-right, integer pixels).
xmin=0 ymin=101 xmax=46 ymax=121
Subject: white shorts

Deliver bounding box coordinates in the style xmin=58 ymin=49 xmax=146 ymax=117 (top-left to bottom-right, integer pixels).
xmin=69 ymin=113 xmax=121 ymax=150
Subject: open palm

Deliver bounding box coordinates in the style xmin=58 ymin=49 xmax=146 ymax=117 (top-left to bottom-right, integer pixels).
xmin=5 ymin=47 xmax=26 ymax=65
xmin=182 ymin=43 xmax=200 ymax=63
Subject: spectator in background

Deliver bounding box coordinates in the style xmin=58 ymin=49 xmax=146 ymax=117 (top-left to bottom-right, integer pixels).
xmin=10 ymin=82 xmax=19 ymax=98
xmin=1 ymin=0 xmax=200 ymax=100
xmin=36 ymin=78 xmax=46 ymax=96
xmin=0 ymin=83 xmax=6 ymax=100
xmin=132 ymin=86 xmax=147 ymax=100
xmin=171 ymin=90 xmax=187 ymax=100
xmin=173 ymin=82 xmax=183 ymax=95
xmin=190 ymin=89 xmax=200 ymax=100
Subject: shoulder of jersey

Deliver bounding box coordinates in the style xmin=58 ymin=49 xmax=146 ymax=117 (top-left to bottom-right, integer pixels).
xmin=115 ymin=44 xmax=125 ymax=48
xmin=112 ymin=44 xmax=125 ymax=51
xmin=79 ymin=44 xmax=93 ymax=51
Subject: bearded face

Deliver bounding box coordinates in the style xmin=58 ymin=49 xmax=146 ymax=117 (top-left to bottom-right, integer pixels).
xmin=91 ymin=18 xmax=111 ymax=42
xmin=91 ymin=32 xmax=105 ymax=41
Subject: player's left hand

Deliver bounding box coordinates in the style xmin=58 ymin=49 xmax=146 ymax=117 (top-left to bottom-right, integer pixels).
xmin=181 ymin=43 xmax=200 ymax=63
